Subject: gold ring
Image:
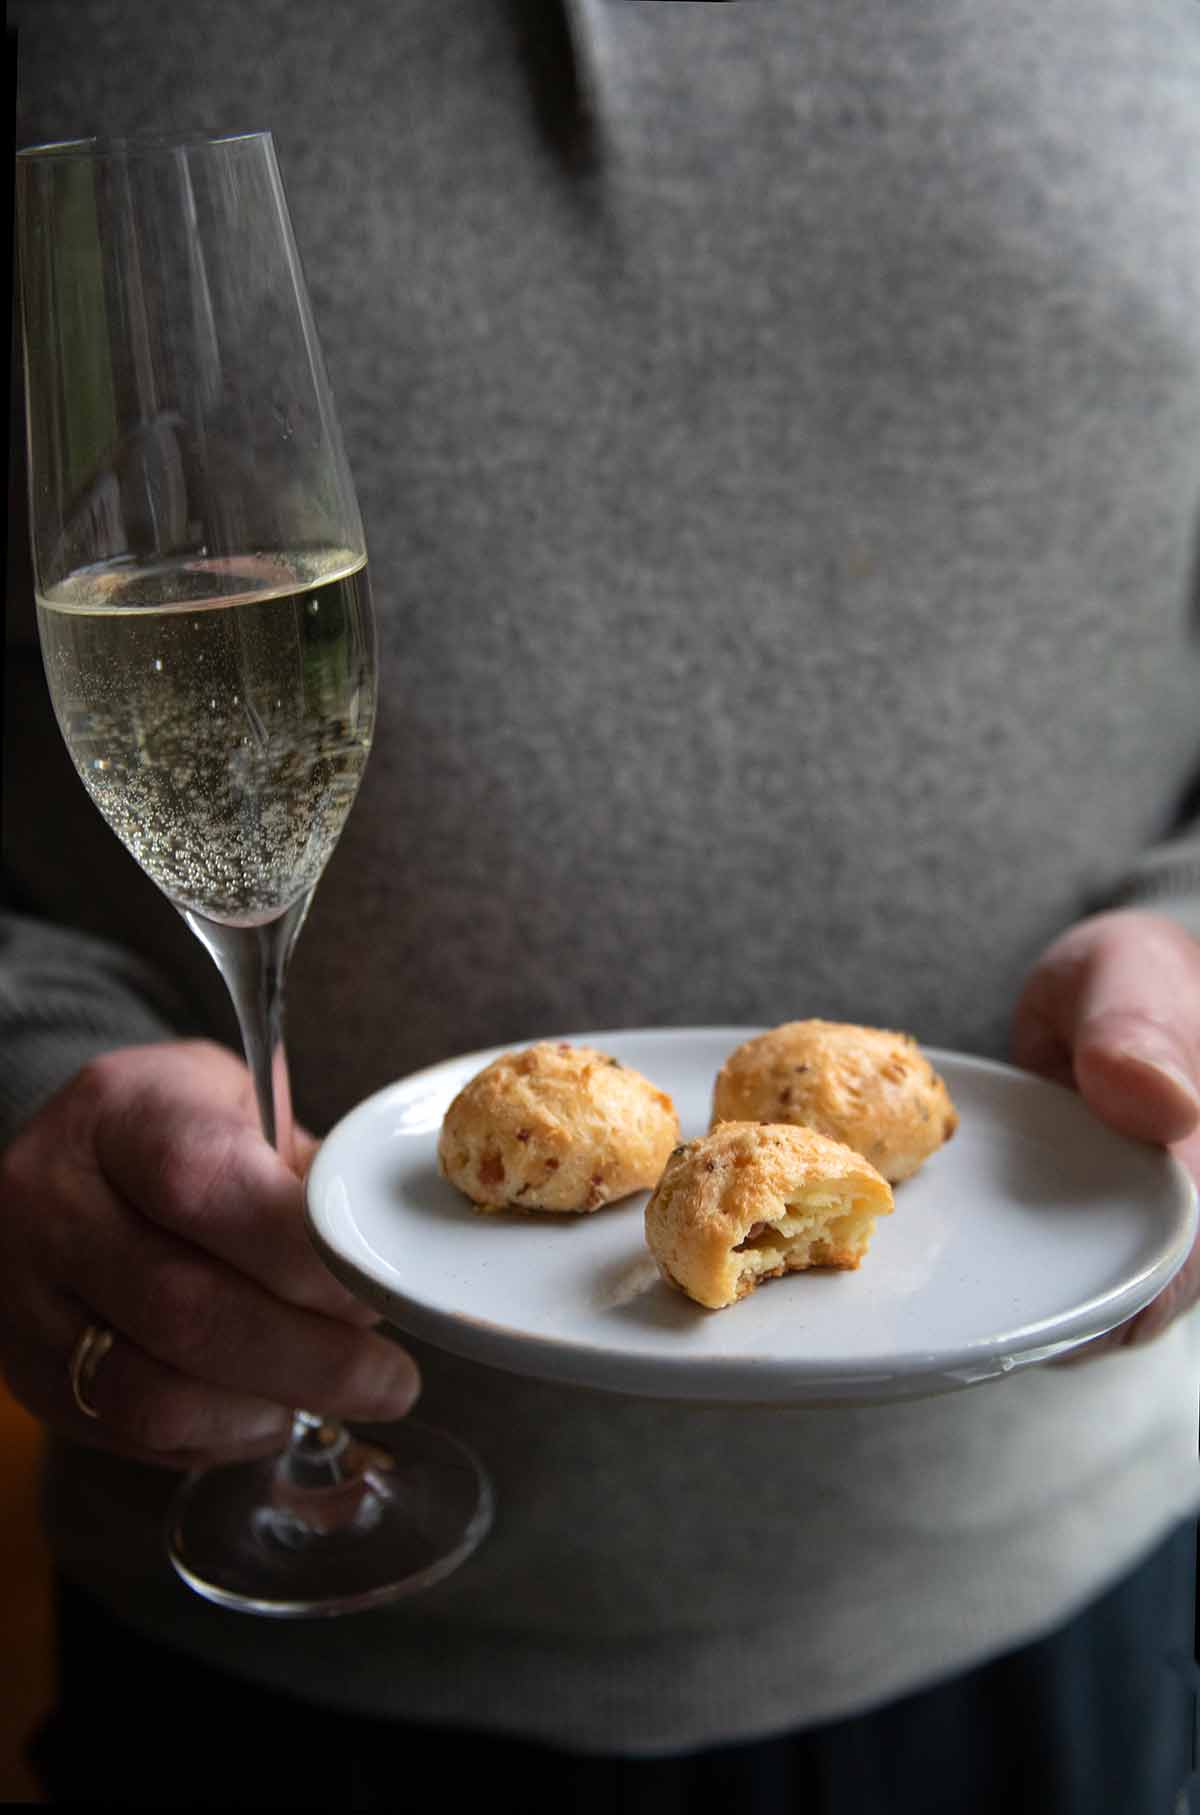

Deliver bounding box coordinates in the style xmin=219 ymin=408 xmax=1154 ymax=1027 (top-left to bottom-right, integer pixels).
xmin=69 ymin=1323 xmax=114 ymax=1421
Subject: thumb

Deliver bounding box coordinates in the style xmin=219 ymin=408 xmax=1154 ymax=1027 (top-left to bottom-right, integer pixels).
xmin=1013 ymin=911 xmax=1200 ymax=1145
xmin=293 ymin=1124 xmax=321 ymax=1178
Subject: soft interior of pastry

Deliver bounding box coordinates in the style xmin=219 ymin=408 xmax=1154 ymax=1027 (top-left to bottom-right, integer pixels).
xmin=732 ymin=1189 xmax=876 ymax=1277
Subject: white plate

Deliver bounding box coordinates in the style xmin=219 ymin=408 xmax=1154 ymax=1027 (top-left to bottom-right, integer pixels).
xmin=305 ymin=1027 xmax=1197 ymax=1406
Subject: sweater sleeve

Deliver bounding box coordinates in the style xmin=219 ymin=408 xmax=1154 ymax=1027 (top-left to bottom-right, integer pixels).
xmin=0 ymin=909 xmax=188 ymax=1145
xmin=1109 ymin=824 xmax=1200 ymax=940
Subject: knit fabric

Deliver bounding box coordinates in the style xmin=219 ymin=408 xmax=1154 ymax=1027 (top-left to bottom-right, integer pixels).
xmin=7 ymin=0 xmax=1200 ymax=1751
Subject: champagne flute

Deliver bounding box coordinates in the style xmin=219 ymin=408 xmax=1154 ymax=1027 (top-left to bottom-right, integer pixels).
xmin=16 ymin=130 xmax=492 ymax=1615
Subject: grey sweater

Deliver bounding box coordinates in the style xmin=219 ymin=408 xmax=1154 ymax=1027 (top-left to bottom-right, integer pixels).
xmin=7 ymin=0 xmax=1200 ymax=1752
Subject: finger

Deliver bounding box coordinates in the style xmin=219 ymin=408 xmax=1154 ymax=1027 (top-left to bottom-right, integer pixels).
xmin=85 ymin=1039 xmax=267 ymax=1127
xmin=74 ymin=1317 xmax=295 ymax=1459
xmin=4 ymin=1291 xmax=293 ymax=1467
xmin=1014 ymin=913 xmax=1200 ymax=1145
xmin=293 ymin=1126 xmax=321 ymax=1177
xmin=1074 ymin=1036 xmax=1200 ymax=1146
xmin=94 ymin=1082 xmax=377 ymax=1329
xmin=71 ymin=1179 xmax=420 ymax=1419
xmin=1073 ymin=925 xmax=1200 ymax=1142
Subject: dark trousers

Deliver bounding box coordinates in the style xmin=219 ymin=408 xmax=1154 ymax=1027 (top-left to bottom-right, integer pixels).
xmin=31 ymin=1521 xmax=1199 ymax=1814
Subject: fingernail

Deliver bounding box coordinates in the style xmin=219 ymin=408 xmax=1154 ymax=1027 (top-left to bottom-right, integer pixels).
xmin=1115 ymin=1046 xmax=1200 ymax=1107
xmin=240 ymin=1411 xmax=293 ymax=1448
xmin=381 ymin=1356 xmax=421 ymax=1414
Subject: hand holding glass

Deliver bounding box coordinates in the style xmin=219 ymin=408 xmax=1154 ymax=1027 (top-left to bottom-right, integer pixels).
xmin=16 ymin=131 xmax=491 ymax=1614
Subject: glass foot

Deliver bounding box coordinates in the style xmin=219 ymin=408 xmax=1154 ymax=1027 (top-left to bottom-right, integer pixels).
xmin=166 ymin=1420 xmax=493 ymax=1617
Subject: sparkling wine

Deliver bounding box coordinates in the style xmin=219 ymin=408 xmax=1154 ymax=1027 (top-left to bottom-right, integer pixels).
xmin=37 ymin=550 xmax=376 ymax=926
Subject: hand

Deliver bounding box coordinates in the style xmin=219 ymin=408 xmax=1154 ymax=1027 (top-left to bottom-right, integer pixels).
xmin=1012 ymin=908 xmax=1200 ymax=1355
xmin=0 ymin=1040 xmax=419 ymax=1465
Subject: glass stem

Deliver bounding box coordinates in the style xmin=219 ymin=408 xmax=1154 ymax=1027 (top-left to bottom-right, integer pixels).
xmin=183 ymin=894 xmax=311 ymax=1169
xmin=184 ymin=893 xmax=355 ymax=1502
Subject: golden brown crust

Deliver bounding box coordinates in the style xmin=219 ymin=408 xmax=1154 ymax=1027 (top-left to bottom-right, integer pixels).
xmin=438 ymin=1041 xmax=680 ymax=1213
xmin=710 ymin=1020 xmax=958 ymax=1183
xmin=644 ymin=1121 xmax=894 ymax=1309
